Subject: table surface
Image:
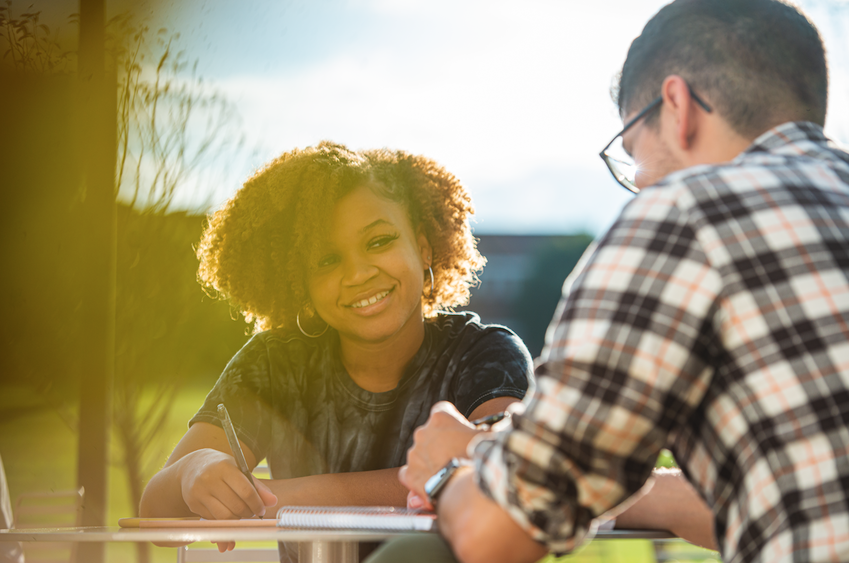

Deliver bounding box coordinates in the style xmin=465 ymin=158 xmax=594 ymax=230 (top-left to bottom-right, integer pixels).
xmin=0 ymin=526 xmax=674 ymax=543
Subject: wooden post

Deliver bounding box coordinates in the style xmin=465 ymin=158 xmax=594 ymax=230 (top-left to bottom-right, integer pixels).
xmin=75 ymin=0 xmax=116 ymax=562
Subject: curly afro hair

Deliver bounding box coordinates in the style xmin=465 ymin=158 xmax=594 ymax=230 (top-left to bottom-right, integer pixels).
xmin=197 ymin=141 xmax=486 ymax=334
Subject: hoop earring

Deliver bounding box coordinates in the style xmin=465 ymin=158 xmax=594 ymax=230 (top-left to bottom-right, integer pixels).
xmin=296 ymin=304 xmax=329 ymax=338
xmin=425 ymin=266 xmax=434 ymax=297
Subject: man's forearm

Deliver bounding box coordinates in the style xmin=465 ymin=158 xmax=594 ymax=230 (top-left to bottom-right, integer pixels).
xmin=436 ymin=469 xmax=548 ymax=563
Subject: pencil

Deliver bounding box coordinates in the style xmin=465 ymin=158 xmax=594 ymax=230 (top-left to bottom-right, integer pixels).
xmin=118 ymin=517 xmax=200 ymax=528
xmin=217 ymin=403 xmax=264 ymax=519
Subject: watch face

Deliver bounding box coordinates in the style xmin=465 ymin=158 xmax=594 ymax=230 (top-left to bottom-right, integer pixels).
xmin=425 ymin=459 xmax=459 ymax=504
xmin=424 ymin=466 xmax=449 ymax=496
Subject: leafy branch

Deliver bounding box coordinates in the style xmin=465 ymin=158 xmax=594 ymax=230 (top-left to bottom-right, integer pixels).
xmin=0 ymin=0 xmax=73 ymax=72
xmin=112 ymin=17 xmax=245 ymax=213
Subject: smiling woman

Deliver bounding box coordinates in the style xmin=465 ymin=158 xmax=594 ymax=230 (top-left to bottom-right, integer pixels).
xmin=138 ymin=141 xmax=533 ymax=560
xmin=307 ymin=184 xmax=434 ymax=380
xmin=196 ymin=142 xmax=484 ymax=334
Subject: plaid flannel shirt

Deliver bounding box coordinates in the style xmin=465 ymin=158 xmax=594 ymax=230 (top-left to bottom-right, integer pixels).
xmin=473 ymin=122 xmax=849 ymax=562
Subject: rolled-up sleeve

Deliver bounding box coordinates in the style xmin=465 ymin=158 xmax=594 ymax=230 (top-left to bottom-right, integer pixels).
xmin=473 ymin=187 xmax=723 ymax=553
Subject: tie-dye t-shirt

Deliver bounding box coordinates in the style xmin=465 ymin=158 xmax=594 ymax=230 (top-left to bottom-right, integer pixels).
xmin=189 ymin=312 xmax=532 ymax=478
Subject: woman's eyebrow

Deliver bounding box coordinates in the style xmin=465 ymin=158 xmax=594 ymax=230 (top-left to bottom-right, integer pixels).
xmin=359 ymin=219 xmax=393 ymax=234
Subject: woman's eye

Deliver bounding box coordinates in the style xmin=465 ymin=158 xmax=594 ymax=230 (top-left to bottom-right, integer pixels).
xmin=368 ymin=234 xmax=398 ymax=249
xmin=316 ymin=254 xmax=339 ymax=268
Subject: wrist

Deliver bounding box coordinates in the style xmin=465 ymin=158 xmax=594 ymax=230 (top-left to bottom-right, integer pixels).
xmin=434 ymin=467 xmax=503 ymax=561
xmin=175 ymin=448 xmax=221 ymax=497
xmin=434 ymin=465 xmax=475 ymax=539
xmin=424 ymin=458 xmax=472 ymax=506
xmin=174 ymin=448 xmax=203 ymax=481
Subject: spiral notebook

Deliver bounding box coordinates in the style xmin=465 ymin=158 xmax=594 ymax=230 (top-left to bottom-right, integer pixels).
xmin=276 ymin=506 xmax=437 ymax=532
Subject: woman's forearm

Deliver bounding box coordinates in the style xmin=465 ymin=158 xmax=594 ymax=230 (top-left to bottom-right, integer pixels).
xmin=143 ymin=457 xmax=407 ymax=521
xmin=264 ymin=467 xmax=409 ymax=515
xmin=139 ymin=457 xmax=194 ymax=518
xmin=139 ymin=458 xmax=198 ymax=548
xmin=614 ymin=469 xmax=717 ymax=551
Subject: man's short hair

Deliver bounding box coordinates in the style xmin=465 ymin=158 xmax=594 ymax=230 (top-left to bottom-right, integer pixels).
xmin=616 ymin=0 xmax=828 ymax=137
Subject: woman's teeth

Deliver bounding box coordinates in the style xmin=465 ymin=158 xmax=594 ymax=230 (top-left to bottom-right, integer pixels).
xmin=350 ymin=289 xmax=391 ymax=309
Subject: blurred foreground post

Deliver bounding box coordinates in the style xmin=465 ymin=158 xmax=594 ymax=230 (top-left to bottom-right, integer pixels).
xmin=75 ymin=0 xmax=116 ymax=561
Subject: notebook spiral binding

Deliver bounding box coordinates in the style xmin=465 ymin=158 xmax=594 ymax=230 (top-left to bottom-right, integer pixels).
xmin=276 ymin=506 xmax=436 ymax=531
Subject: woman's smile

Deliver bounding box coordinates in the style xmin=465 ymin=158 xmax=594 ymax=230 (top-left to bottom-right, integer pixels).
xmin=307 ymin=183 xmax=431 ymax=345
xmin=347 ymin=287 xmax=394 ymax=312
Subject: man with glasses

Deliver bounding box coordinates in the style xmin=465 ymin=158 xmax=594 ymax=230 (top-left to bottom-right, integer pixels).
xmin=368 ymin=0 xmax=849 ymax=562
xmin=599 ymin=84 xmax=714 ymax=194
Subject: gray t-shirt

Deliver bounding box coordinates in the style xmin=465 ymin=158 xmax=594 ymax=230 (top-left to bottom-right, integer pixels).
xmin=190 ymin=312 xmax=532 ymax=478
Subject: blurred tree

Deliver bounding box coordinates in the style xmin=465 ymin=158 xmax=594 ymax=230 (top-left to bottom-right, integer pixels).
xmin=113 ymin=209 xmax=247 ymax=563
xmin=0 ymin=0 xmax=73 ymax=73
xmin=0 ymin=0 xmax=81 ymax=427
xmin=2 ymin=6 xmax=250 ymax=562
xmin=108 ymin=15 xmax=247 ymax=563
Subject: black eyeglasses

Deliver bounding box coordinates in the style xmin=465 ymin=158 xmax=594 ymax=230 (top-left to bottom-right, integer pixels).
xmin=599 ymin=85 xmax=713 ymax=194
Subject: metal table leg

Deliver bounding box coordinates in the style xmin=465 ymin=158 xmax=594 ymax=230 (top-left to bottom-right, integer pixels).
xmin=298 ymin=541 xmax=358 ymax=563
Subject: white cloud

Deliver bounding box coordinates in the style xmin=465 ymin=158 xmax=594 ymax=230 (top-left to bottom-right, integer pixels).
xmin=148 ymin=0 xmax=849 ymax=234
xmin=201 ymin=1 xmax=666 ymax=231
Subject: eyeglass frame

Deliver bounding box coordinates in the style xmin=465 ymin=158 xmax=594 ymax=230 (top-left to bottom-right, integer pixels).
xmin=599 ymin=84 xmax=713 ymax=194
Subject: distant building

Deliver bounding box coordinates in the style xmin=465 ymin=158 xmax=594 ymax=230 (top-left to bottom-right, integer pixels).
xmin=462 ymin=234 xmax=593 ymax=357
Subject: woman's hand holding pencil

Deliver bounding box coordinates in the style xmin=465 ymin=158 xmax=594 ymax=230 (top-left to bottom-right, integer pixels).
xmin=154 ymin=405 xmax=281 ymax=553
xmin=175 ymin=447 xmax=278 ymax=552
xmin=177 ymin=448 xmax=277 ymax=521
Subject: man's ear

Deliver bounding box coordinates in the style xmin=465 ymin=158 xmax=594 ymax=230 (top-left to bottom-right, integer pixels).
xmin=660 ymin=75 xmax=698 ymax=152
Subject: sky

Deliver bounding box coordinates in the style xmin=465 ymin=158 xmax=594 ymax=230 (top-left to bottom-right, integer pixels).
xmin=98 ymin=0 xmax=849 ymax=235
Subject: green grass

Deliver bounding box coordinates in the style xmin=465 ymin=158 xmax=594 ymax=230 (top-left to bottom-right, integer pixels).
xmin=0 ymin=383 xmax=211 ymax=563
xmin=542 ymin=538 xmax=657 ymax=562
xmin=0 ymin=384 xmax=701 ymax=563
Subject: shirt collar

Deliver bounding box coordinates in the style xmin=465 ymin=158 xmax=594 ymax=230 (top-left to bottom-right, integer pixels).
xmin=741 ymin=121 xmax=827 ymax=156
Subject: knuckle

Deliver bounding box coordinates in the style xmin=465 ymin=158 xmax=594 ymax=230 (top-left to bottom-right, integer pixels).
xmin=431 ymin=401 xmax=448 ymax=413
xmin=188 ymin=482 xmax=204 ymax=499
xmin=197 ymin=471 xmax=215 ymax=488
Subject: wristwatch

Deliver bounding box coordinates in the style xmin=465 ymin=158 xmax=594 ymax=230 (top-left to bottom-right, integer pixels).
xmin=424 ymin=458 xmax=469 ymax=506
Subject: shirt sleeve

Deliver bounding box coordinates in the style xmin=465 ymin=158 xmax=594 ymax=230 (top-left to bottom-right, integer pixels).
xmin=473 ymin=188 xmax=723 ymax=553
xmin=189 ymin=333 xmax=275 ymax=463
xmin=451 ymin=327 xmax=534 ymax=418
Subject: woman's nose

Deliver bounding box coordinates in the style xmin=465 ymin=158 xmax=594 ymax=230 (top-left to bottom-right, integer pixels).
xmin=341 ymin=257 xmax=378 ymax=286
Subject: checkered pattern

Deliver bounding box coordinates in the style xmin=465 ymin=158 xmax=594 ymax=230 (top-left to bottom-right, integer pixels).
xmin=473 ymin=122 xmax=849 ymax=562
